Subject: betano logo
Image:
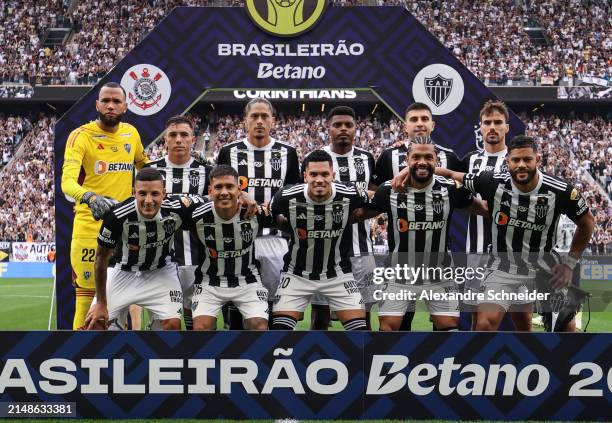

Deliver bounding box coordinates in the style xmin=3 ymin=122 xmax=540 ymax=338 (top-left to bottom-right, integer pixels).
xmin=94 ymin=161 xmax=134 ymax=175
xmin=245 ymin=0 xmax=329 ymax=37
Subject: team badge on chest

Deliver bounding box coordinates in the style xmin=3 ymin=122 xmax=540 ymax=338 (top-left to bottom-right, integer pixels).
xmin=270 ymin=151 xmax=282 ymax=172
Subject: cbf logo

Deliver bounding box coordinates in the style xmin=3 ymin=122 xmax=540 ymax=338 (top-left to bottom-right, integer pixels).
xmin=245 ymin=0 xmax=329 ymax=37
xmin=121 ymin=64 xmax=171 ymax=116
xmin=412 ymin=64 xmax=464 ymax=115
xmin=270 ymin=151 xmax=282 ymax=171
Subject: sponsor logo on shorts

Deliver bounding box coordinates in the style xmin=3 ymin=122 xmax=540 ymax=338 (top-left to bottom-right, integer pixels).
xmin=257 ymin=289 xmax=268 ymax=302
xmin=169 ymin=290 xmax=183 ymax=303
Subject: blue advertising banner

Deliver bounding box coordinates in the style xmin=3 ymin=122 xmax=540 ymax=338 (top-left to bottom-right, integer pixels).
xmin=54 ymin=5 xmax=526 ymax=329
xmin=0 ymin=332 xmax=609 ymax=420
xmin=0 ymin=263 xmax=54 ymax=279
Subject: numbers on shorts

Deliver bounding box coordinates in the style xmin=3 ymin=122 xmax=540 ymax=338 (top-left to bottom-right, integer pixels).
xmin=81 ymin=248 xmax=95 ymax=262
xmin=280 ymin=276 xmax=291 ymax=289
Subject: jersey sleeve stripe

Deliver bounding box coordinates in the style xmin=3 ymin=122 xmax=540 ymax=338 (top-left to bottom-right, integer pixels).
xmin=67 ymin=128 xmax=84 ymax=148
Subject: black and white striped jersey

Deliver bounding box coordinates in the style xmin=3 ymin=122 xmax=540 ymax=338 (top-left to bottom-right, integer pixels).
xmin=144 ymin=156 xmax=211 ymax=266
xmin=369 ymin=176 xmax=473 ymax=253
xmin=371 ymin=143 xmax=464 ymax=186
xmin=188 ymin=203 xmax=271 ymax=287
xmin=463 ymin=171 xmax=589 ymax=253
xmin=462 ymin=149 xmax=508 ymax=253
xmin=269 ymin=182 xmax=368 ymax=280
xmin=217 ymin=138 xmax=301 ymax=204
xmin=97 ymin=195 xmax=204 ymax=271
xmin=302 ymin=145 xmax=375 ymax=256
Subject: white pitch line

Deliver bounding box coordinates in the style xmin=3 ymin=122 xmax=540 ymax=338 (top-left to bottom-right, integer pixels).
xmin=0 ymin=294 xmax=50 ymax=298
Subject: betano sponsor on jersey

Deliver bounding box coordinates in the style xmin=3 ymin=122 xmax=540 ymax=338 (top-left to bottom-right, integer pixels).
xmin=495 ymin=211 xmax=546 ymax=231
xmin=297 ymin=228 xmax=344 ymax=240
xmin=239 ymin=176 xmax=284 ymax=189
xmin=94 ymin=160 xmax=134 ymax=175
xmin=396 ymin=219 xmax=445 ymax=232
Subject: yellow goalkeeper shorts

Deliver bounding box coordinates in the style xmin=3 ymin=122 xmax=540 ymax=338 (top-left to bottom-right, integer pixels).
xmin=70 ymin=237 xmax=98 ymax=291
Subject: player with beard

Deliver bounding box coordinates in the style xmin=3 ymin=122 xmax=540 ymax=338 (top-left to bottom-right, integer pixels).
xmin=217 ymin=98 xmax=301 ymax=329
xmin=62 ymin=82 xmax=149 ymax=329
xmin=354 ymin=137 xmax=485 ymax=331
xmin=460 ymin=101 xmax=526 ymax=331
xmin=305 ymin=106 xmax=378 ymax=330
xmin=436 ymin=136 xmax=594 ymax=331
xmin=374 ymin=102 xmax=463 ymax=331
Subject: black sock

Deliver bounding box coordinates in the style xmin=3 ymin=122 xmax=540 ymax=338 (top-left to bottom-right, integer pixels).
xmin=399 ymin=311 xmax=414 ymax=331
xmin=228 ymin=304 xmax=244 ymax=330
xmin=272 ymin=315 xmax=298 ymax=330
xmin=343 ymin=318 xmax=367 ymax=331
xmin=184 ymin=309 xmax=193 ymax=331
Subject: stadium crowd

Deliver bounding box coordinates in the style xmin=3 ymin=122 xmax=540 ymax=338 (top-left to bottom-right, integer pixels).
xmin=0 ymin=0 xmax=609 ymax=93
xmin=0 ymin=114 xmax=33 ymax=168
xmin=0 ymin=114 xmax=55 ymax=243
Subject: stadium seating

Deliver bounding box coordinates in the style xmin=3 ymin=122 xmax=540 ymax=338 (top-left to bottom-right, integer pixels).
xmin=0 ymin=115 xmax=55 ymax=242
xmin=0 ymin=1 xmax=609 ymax=95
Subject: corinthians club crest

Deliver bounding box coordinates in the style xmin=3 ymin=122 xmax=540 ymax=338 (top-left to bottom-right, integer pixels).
xmin=425 ymin=74 xmax=453 ymax=107
xmin=121 ymin=64 xmax=171 ymax=116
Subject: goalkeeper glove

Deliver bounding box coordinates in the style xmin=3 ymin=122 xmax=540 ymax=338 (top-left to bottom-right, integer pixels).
xmin=81 ymin=192 xmax=118 ymax=220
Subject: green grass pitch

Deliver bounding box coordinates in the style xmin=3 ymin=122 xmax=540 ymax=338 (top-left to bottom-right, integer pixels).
xmin=0 ymin=278 xmax=609 ymax=331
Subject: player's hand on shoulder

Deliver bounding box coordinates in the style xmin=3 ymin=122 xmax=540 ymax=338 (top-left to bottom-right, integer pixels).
xmin=81 ymin=192 xmax=118 ymax=220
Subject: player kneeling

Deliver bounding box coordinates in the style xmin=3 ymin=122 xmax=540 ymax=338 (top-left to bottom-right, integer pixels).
xmin=85 ymin=168 xmax=201 ymax=330
xmin=189 ymin=165 xmax=270 ymax=331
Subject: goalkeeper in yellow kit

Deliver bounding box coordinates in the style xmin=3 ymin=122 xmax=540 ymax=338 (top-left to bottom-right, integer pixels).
xmin=61 ymin=82 xmax=149 ymax=329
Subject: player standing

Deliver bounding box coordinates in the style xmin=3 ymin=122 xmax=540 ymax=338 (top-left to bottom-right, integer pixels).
xmin=307 ymin=106 xmax=378 ymax=330
xmin=373 ymin=102 xmax=463 ymax=331
xmin=270 ymin=150 xmax=368 ymax=331
xmin=357 ymin=137 xmax=482 ymax=331
xmin=61 ymin=82 xmax=148 ymax=329
xmin=217 ymin=98 xmax=301 ymax=328
xmin=145 ymin=116 xmax=211 ymax=330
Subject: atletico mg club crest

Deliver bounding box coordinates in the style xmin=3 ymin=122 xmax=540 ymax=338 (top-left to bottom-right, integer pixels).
xmin=354 ymin=157 xmax=365 ymax=175
xmin=425 ymin=74 xmax=453 ymax=107
xmin=535 ymin=197 xmax=549 ymax=218
xmin=270 ymin=151 xmax=282 ymax=171
xmin=121 ymin=64 xmax=171 ymax=116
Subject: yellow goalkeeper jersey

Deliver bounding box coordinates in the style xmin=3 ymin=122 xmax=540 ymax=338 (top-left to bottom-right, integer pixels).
xmin=61 ymin=121 xmax=149 ymax=237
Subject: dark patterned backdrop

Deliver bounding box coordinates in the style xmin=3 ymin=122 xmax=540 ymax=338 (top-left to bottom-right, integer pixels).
xmin=0 ymin=332 xmax=609 ymax=419
xmin=54 ymin=6 xmax=525 ymax=328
